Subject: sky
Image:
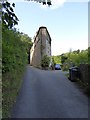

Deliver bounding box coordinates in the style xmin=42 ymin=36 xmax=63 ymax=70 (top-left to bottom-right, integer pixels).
xmin=9 ymin=0 xmax=88 ymax=55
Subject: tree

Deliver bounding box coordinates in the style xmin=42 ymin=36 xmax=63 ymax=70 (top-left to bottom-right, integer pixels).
xmin=52 ymin=55 xmax=61 ymax=64
xmin=2 ymin=0 xmax=52 ymax=29
xmin=2 ymin=1 xmax=19 ymax=29
xmin=52 ymin=57 xmax=56 ymax=65
xmin=19 ymin=33 xmax=33 ymax=64
xmin=88 ymin=47 xmax=90 ymax=64
xmin=41 ymin=55 xmax=50 ymax=69
xmin=61 ymin=54 xmax=68 ymax=64
xmin=25 ymin=0 xmax=52 ymax=6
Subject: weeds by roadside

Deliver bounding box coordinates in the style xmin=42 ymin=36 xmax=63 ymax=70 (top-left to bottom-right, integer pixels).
xmin=2 ymin=69 xmax=24 ymax=118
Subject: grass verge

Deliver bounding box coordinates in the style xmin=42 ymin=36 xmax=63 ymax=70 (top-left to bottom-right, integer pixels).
xmin=2 ymin=68 xmax=24 ymax=118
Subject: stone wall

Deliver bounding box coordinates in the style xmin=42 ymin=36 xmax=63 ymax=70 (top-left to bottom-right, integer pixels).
xmin=78 ymin=64 xmax=90 ymax=84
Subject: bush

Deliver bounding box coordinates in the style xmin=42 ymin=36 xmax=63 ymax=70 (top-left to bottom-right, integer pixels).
xmin=41 ymin=55 xmax=50 ymax=69
xmin=2 ymin=26 xmax=32 ymax=118
xmin=2 ymin=27 xmax=32 ymax=73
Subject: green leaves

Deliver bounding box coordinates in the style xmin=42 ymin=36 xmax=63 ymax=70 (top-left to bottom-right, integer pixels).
xmin=12 ymin=3 xmax=15 ymax=7
xmin=52 ymin=56 xmax=61 ymax=65
xmin=61 ymin=49 xmax=88 ymax=71
xmin=61 ymin=55 xmax=68 ymax=64
xmin=2 ymin=26 xmax=32 ymax=73
xmin=52 ymin=49 xmax=89 ymax=71
xmin=41 ymin=55 xmax=50 ymax=68
xmin=24 ymin=0 xmax=52 ymax=6
xmin=88 ymin=47 xmax=90 ymax=64
xmin=2 ymin=1 xmax=19 ymax=29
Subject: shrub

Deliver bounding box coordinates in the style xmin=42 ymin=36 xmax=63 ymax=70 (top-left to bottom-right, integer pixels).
xmin=2 ymin=26 xmax=32 ymax=118
xmin=41 ymin=55 xmax=50 ymax=69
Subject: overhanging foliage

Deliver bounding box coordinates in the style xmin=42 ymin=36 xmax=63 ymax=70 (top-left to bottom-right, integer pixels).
xmin=24 ymin=0 xmax=52 ymax=6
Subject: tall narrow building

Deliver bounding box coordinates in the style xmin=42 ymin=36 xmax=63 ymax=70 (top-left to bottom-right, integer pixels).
xmin=30 ymin=26 xmax=52 ymax=68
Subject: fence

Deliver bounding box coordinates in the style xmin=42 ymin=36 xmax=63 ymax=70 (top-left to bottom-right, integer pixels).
xmin=78 ymin=64 xmax=90 ymax=85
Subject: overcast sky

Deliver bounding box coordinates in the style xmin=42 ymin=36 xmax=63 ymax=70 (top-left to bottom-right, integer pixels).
xmin=9 ymin=0 xmax=88 ymax=55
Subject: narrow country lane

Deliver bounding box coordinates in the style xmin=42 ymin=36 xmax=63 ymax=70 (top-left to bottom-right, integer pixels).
xmin=11 ymin=65 xmax=88 ymax=118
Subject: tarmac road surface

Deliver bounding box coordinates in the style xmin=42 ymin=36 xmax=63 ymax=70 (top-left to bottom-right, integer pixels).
xmin=11 ymin=65 xmax=88 ymax=118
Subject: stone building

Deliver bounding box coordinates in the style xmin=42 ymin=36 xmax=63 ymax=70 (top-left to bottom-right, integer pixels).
xmin=30 ymin=26 xmax=52 ymax=68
